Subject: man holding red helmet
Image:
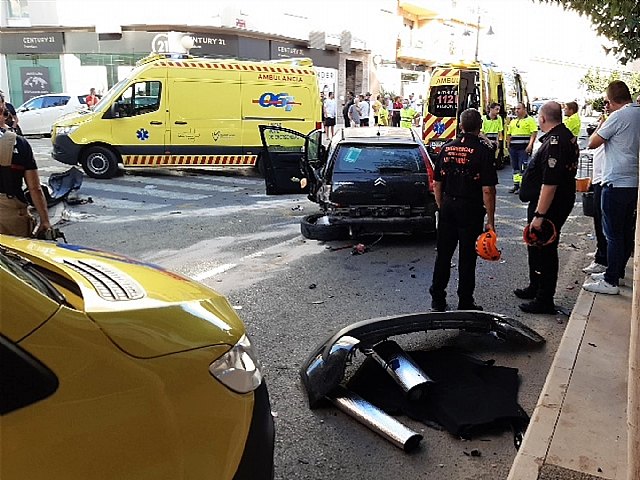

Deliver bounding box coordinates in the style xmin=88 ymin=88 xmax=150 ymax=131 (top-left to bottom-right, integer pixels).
xmin=516 ymin=101 xmax=579 ymax=314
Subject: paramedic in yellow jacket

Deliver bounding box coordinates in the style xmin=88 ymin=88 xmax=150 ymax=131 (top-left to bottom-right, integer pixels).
xmin=506 ymin=102 xmax=538 ymax=194
xmin=562 ymin=101 xmax=581 ymax=137
xmin=481 ymin=102 xmax=504 ymax=166
xmin=400 ymin=99 xmax=420 ymax=129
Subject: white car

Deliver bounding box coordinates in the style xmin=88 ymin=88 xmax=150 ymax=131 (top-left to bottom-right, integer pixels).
xmin=17 ymin=93 xmax=89 ymax=136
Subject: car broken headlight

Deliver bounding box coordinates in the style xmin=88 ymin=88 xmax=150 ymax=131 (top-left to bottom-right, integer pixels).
xmin=209 ymin=334 xmax=263 ymax=393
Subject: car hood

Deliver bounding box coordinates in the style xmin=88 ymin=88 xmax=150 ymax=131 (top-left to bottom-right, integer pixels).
xmin=0 ymin=236 xmax=245 ymax=358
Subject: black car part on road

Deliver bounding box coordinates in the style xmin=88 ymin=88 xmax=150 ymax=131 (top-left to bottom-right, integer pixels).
xmin=301 ymin=310 xmax=544 ymax=409
xmin=300 ymin=213 xmax=349 ymax=241
xmin=299 ymin=311 xmax=544 ymax=451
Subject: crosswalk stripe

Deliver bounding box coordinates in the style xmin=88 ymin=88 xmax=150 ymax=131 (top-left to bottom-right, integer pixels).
xmin=80 ymin=182 xmax=210 ymax=200
xmin=118 ymin=176 xmax=245 ymax=192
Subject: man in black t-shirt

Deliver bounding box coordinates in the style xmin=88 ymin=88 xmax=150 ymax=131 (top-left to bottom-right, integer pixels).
xmin=429 ymin=108 xmax=498 ymax=311
xmin=515 ymin=101 xmax=578 ymax=313
xmin=0 ymin=93 xmax=50 ymax=236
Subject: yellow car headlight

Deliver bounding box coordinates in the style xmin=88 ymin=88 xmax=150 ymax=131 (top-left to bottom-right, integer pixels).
xmin=209 ymin=334 xmax=263 ymax=393
xmin=56 ymin=125 xmax=79 ymax=136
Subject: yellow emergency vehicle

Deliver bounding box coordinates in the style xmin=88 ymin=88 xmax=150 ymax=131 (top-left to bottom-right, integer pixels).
xmin=423 ymin=61 xmax=530 ymax=167
xmin=51 ymin=54 xmax=322 ymax=178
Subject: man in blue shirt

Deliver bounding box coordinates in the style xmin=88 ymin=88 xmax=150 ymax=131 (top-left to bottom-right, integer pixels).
xmin=583 ymin=81 xmax=640 ymax=295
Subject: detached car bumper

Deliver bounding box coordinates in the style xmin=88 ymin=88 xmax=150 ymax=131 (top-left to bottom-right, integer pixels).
xmin=52 ymin=135 xmax=82 ymax=165
xmin=300 ymin=310 xmax=545 ymax=408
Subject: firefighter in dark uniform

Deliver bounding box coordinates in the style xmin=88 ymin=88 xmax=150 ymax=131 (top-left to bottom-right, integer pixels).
xmin=430 ymin=108 xmax=498 ymax=311
xmin=0 ymin=93 xmax=51 ymax=237
xmin=515 ymin=101 xmax=579 ymax=313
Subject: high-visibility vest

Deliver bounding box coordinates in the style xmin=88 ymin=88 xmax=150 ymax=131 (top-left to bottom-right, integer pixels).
xmin=400 ymin=107 xmax=418 ymax=128
xmin=508 ymin=116 xmax=537 ymax=146
xmin=378 ymin=107 xmax=389 ymax=126
xmin=481 ymin=115 xmax=503 ymax=142
xmin=563 ymin=112 xmax=581 ymax=137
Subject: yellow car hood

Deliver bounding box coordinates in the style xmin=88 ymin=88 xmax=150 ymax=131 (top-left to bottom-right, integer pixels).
xmin=0 ymin=236 xmax=245 ymax=358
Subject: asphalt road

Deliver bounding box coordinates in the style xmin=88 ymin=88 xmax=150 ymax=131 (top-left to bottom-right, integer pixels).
xmin=29 ymin=137 xmax=595 ymax=479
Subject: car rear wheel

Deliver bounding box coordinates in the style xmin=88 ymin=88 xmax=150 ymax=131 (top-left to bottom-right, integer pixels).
xmin=82 ymin=146 xmax=119 ymax=179
xmin=300 ymin=213 xmax=349 ymax=241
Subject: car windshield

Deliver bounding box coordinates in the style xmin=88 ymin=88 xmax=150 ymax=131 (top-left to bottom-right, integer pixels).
xmin=0 ymin=248 xmax=65 ymax=304
xmin=334 ymin=145 xmax=425 ymax=174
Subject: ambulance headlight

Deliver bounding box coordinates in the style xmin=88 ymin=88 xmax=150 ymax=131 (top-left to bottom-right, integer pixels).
xmin=56 ymin=125 xmax=79 ymax=136
xmin=209 ymin=334 xmax=263 ymax=393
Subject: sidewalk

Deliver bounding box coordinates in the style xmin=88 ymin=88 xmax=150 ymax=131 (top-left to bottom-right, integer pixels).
xmin=508 ymin=269 xmax=632 ymax=480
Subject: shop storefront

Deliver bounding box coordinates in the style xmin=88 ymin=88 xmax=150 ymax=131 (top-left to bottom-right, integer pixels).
xmin=1 ymin=30 xmax=344 ymax=105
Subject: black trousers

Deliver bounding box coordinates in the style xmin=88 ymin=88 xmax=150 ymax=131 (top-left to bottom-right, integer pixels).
xmin=526 ymin=197 xmax=574 ymax=304
xmin=592 ymin=183 xmax=607 ymax=266
xmin=430 ymin=196 xmax=485 ymax=306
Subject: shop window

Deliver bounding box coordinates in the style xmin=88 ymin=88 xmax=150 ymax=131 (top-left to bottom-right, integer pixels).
xmin=7 ymin=0 xmax=29 ymax=19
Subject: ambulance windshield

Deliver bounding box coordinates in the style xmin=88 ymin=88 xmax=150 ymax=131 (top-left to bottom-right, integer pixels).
xmin=93 ymin=78 xmax=128 ymax=111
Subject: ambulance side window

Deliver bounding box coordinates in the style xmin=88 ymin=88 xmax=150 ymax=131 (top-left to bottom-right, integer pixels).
xmin=114 ymin=81 xmax=162 ymax=118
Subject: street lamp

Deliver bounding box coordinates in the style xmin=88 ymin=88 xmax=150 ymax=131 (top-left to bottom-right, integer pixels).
xmin=474 ymin=12 xmax=494 ymax=62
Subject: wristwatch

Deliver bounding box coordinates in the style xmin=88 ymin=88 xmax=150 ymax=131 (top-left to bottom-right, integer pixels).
xmin=533 ymin=211 xmax=546 ymax=218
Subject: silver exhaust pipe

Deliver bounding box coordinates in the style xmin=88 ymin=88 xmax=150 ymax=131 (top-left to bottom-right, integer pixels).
xmin=370 ymin=340 xmax=434 ymax=401
xmin=328 ymin=386 xmax=423 ymax=452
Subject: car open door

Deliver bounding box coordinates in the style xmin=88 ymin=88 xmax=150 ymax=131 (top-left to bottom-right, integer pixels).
xmin=259 ymin=126 xmax=322 ymax=195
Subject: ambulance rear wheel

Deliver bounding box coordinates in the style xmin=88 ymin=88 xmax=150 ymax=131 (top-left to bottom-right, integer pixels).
xmin=82 ymin=146 xmax=119 ymax=179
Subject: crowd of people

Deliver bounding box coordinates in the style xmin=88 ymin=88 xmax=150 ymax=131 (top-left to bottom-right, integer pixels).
xmin=321 ymin=91 xmax=423 ymax=138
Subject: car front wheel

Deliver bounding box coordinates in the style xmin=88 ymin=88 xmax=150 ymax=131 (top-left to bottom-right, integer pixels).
xmin=82 ymin=146 xmax=119 ymax=179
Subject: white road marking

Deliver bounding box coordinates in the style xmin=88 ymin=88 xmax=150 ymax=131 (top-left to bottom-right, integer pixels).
xmin=81 ymin=182 xmax=210 ymax=200
xmin=119 ymin=176 xmax=247 ymax=192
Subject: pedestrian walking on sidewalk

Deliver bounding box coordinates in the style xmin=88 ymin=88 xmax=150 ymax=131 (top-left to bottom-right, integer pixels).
xmin=583 ymin=80 xmax=640 ymax=295
xmin=0 ymin=92 xmax=51 ymax=237
xmin=429 ymin=108 xmax=497 ymax=312
xmin=515 ymin=101 xmax=579 ymax=314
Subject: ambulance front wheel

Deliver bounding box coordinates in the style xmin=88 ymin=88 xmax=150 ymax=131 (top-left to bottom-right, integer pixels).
xmin=82 ymin=146 xmax=119 ymax=179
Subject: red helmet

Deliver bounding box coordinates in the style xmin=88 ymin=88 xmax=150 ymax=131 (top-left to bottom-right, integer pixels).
xmin=523 ymin=219 xmax=558 ymax=247
xmin=475 ymin=228 xmax=501 ymax=261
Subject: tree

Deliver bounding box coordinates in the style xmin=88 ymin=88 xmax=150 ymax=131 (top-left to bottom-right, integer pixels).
xmin=579 ymin=69 xmax=640 ymax=96
xmin=538 ymin=1 xmax=639 ymax=64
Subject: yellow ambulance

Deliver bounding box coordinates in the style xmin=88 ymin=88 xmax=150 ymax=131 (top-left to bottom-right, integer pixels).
xmin=51 ymin=54 xmax=322 ymax=178
xmin=423 ymin=62 xmax=529 ymax=168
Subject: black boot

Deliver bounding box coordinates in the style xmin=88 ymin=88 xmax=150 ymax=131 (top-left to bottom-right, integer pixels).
xmin=514 ymin=286 xmax=536 ymax=299
xmin=519 ymin=299 xmax=556 ymax=314
xmin=508 ymin=184 xmax=520 ymax=194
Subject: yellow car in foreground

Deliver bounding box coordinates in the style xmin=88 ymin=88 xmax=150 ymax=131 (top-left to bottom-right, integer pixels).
xmin=0 ymin=234 xmax=274 ymax=480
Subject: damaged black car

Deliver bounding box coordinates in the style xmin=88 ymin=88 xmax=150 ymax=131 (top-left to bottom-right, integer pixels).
xmin=259 ymin=126 xmax=438 ymax=241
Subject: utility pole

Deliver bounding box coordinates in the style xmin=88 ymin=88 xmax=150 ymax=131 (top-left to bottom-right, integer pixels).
xmin=474 ymin=13 xmax=480 ymax=62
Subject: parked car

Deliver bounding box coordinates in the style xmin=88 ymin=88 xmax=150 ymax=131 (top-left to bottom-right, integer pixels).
xmin=259 ymin=126 xmax=437 ymax=240
xmin=0 ymin=234 xmax=274 ymax=480
xmin=16 ymin=93 xmax=89 ymax=136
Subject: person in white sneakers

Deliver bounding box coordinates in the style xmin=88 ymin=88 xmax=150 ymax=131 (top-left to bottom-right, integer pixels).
xmin=582 ymin=105 xmax=609 ymax=276
xmin=583 ymin=80 xmax=640 ymax=295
